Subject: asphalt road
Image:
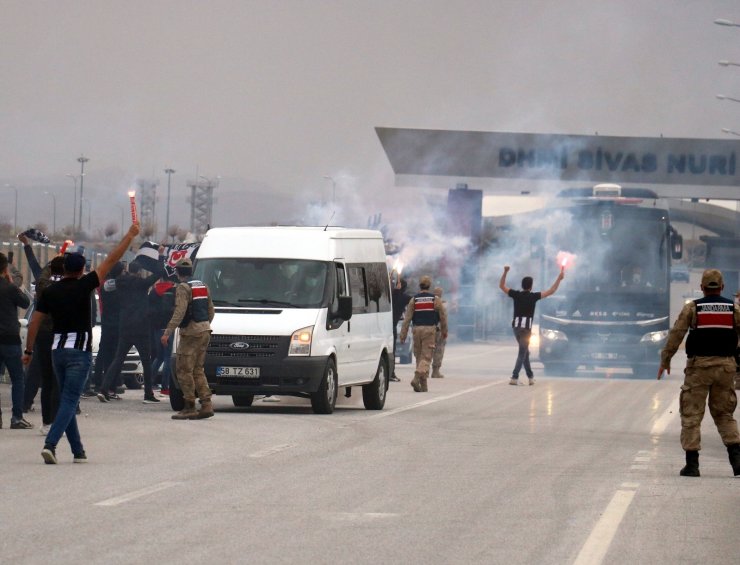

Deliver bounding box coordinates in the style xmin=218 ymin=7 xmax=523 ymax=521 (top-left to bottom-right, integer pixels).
xmin=1 ymin=339 xmax=738 ymax=565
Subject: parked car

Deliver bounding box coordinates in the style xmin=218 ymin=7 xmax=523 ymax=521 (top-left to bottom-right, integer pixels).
xmin=671 ymin=264 xmax=690 ymax=283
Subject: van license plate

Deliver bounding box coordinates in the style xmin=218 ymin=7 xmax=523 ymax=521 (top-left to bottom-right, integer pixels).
xmin=217 ymin=366 xmax=260 ymax=378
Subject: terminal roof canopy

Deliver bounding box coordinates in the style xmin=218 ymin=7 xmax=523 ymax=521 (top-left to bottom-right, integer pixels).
xmin=375 ymin=127 xmax=740 ymax=199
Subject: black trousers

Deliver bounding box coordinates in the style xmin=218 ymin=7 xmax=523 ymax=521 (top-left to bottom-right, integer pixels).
xmin=99 ymin=332 xmax=154 ymax=396
xmin=23 ymin=330 xmax=58 ymax=425
xmin=92 ymin=325 xmax=119 ymax=390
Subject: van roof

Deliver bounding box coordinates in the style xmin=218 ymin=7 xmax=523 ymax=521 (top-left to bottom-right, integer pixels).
xmin=198 ymin=226 xmax=386 ymax=260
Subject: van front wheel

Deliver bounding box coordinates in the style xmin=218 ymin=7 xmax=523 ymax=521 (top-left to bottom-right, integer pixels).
xmin=362 ymin=356 xmax=388 ymax=410
xmin=311 ymin=359 xmax=338 ymax=414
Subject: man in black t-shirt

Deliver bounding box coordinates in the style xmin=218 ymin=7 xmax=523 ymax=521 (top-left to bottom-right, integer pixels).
xmin=499 ymin=265 xmax=564 ymax=386
xmin=23 ymin=223 xmax=140 ymax=464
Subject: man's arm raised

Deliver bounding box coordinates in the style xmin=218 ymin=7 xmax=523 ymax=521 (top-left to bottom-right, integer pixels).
xmin=94 ymin=223 xmax=140 ymax=281
xmin=499 ymin=265 xmax=511 ymax=295
xmin=541 ymin=267 xmax=565 ymax=298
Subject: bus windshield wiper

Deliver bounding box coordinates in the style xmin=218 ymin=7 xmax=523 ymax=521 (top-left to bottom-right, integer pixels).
xmin=213 ymin=299 xmax=241 ymax=307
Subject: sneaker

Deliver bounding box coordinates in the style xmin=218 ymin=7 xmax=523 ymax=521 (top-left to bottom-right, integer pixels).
xmin=159 ymin=389 xmax=170 ymax=396
xmin=528 ymin=378 xmax=536 ymax=386
xmin=509 ymin=378 xmax=519 ymax=386
xmin=143 ymin=395 xmax=161 ymax=404
xmin=389 ymin=375 xmax=401 ymax=382
xmin=40 ymin=424 xmax=50 ymax=435
xmin=108 ymin=393 xmax=122 ymax=401
xmin=11 ymin=418 xmax=34 ymax=429
xmin=115 ymin=386 xmax=126 ymax=394
xmin=97 ymin=392 xmax=110 ymax=403
xmin=73 ymin=451 xmax=88 ymax=463
xmin=81 ymin=390 xmax=97 ymax=399
xmin=41 ymin=445 xmax=57 ymax=464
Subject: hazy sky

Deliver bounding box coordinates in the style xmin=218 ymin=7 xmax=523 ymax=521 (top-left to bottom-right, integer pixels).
xmin=2 ymin=0 xmax=738 ymax=234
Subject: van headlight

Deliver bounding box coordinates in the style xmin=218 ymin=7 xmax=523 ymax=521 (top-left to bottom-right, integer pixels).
xmin=289 ymin=325 xmax=313 ymax=356
xmin=640 ymin=329 xmax=669 ymax=344
xmin=529 ymin=333 xmax=540 ymax=349
xmin=541 ymin=329 xmax=568 ymax=342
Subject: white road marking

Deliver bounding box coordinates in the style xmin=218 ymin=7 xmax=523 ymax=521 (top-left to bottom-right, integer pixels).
xmin=248 ymin=443 xmax=296 ymax=458
xmin=633 ymin=457 xmax=650 ymax=462
xmin=650 ymin=397 xmax=679 ymax=436
xmin=573 ymin=488 xmax=637 ymax=565
xmin=327 ymin=512 xmax=399 ymax=522
xmin=630 ymin=465 xmax=648 ymax=470
xmin=620 ymin=482 xmax=640 ymax=489
xmin=369 ymin=381 xmax=505 ymax=419
xmin=95 ymin=481 xmax=182 ymax=507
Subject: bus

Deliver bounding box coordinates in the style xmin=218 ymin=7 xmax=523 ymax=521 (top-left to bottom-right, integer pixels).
xmin=535 ymin=184 xmax=683 ymax=377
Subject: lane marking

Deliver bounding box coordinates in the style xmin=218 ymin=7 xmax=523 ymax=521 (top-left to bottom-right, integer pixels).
xmin=650 ymin=397 xmax=679 ymax=436
xmin=369 ymin=381 xmax=504 ymax=420
xmin=249 ymin=443 xmax=296 ymax=458
xmin=95 ymin=481 xmax=182 ymax=507
xmin=572 ymin=488 xmax=637 ymax=565
xmin=630 ymin=465 xmax=647 ymax=470
xmin=620 ymin=482 xmax=639 ymax=489
xmin=327 ymin=512 xmax=400 ymax=522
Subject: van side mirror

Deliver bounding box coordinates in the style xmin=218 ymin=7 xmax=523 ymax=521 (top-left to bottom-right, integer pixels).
xmin=671 ymin=233 xmax=683 ymax=260
xmin=337 ymin=296 xmax=352 ymax=321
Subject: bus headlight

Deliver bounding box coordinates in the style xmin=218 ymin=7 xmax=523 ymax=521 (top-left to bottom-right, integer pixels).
xmin=541 ymin=329 xmax=568 ymax=342
xmin=289 ymin=326 xmax=313 ymax=356
xmin=640 ymin=330 xmax=669 ymax=344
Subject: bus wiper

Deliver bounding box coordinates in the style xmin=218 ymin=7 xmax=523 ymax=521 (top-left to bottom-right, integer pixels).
xmin=213 ymin=299 xmax=241 ymax=307
xmin=238 ymin=298 xmax=296 ymax=307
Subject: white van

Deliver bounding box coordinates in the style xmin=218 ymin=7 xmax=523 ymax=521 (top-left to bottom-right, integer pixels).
xmin=170 ymin=227 xmax=394 ymax=414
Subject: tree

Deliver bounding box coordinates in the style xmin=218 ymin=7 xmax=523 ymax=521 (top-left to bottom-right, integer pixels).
xmin=104 ymin=222 xmax=118 ymax=239
xmin=167 ymin=224 xmax=179 ymax=242
xmin=33 ymin=222 xmax=49 ymax=234
xmin=176 ymin=228 xmax=188 ymax=242
xmin=142 ymin=223 xmax=156 ymax=239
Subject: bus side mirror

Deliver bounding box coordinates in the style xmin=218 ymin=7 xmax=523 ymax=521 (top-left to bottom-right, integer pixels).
xmin=671 ymin=233 xmax=683 ymax=260
xmin=337 ymin=296 xmax=353 ymax=321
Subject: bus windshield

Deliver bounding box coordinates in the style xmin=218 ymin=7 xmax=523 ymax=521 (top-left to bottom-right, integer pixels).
xmin=194 ymin=258 xmax=329 ymax=308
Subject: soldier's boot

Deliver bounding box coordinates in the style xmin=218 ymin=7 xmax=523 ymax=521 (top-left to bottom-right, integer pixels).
xmin=410 ymin=373 xmax=422 ymax=392
xmin=196 ymin=399 xmax=215 ymax=420
xmin=420 ymin=376 xmax=428 ymax=392
xmin=431 ymin=367 xmax=444 ymax=378
xmin=171 ymin=400 xmax=198 ymax=420
xmin=727 ymin=443 xmax=740 ymax=476
xmin=679 ymin=450 xmax=700 ymax=477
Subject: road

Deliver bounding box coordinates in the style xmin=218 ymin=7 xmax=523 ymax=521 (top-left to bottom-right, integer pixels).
xmin=1 ymin=338 xmax=738 ymax=565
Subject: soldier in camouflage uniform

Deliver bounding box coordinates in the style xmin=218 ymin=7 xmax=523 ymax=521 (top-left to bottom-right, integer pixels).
xmin=400 ymin=275 xmax=448 ymax=392
xmin=431 ymin=286 xmax=447 ymax=379
xmin=658 ymin=269 xmax=740 ymax=477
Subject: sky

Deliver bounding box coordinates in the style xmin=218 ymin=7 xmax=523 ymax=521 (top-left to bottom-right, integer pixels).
xmin=2 ymin=0 xmax=739 ymax=237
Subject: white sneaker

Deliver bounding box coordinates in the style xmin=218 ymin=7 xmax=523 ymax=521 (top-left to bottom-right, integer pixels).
xmin=40 ymin=424 xmax=50 ymax=435
xmin=528 ymin=378 xmax=535 ymax=386
xmin=509 ymin=378 xmax=519 ymax=386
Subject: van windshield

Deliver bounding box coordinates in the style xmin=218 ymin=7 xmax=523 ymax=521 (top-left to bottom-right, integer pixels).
xmin=194 ymin=258 xmax=329 ymax=308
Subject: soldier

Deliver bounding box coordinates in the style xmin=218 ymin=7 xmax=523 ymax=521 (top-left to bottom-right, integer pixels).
xmin=658 ymin=269 xmax=740 ymax=477
xmin=161 ymin=257 xmax=215 ymax=420
xmin=431 ymin=286 xmax=447 ymax=379
xmin=400 ymin=275 xmax=448 ymax=392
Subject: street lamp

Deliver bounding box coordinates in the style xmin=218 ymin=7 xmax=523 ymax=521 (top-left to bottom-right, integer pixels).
xmin=717 ymin=94 xmax=740 ymax=103
xmin=77 ymin=155 xmax=89 ymax=232
xmin=323 ymin=175 xmax=336 ymax=205
xmin=721 ymin=127 xmax=740 ymax=136
xmin=164 ymin=168 xmax=175 ymax=239
xmin=719 ymin=60 xmax=740 ymax=67
xmin=4 ymin=184 xmax=18 ymax=234
xmin=44 ymin=191 xmax=57 ymax=235
xmin=66 ymin=173 xmax=82 ymax=229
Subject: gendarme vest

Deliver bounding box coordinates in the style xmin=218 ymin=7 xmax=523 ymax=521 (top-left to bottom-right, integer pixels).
xmin=179 ymin=280 xmax=210 ymax=328
xmin=686 ymin=295 xmax=738 ymax=357
xmin=411 ymin=291 xmax=437 ymax=326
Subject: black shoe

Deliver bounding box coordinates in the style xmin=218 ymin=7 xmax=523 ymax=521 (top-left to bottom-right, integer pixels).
xmin=10 ymin=418 xmax=34 ymax=429
xmin=108 ymin=393 xmax=122 ymax=401
xmin=97 ymin=392 xmax=110 ymax=403
xmin=143 ymin=395 xmax=161 ymax=404
xmin=81 ymin=390 xmax=97 ymax=399
xmin=680 ymin=450 xmax=700 ymax=477
xmin=41 ymin=445 xmax=57 ymax=465
xmin=115 ymin=386 xmax=125 ymax=394
xmin=73 ymin=451 xmax=88 ymax=463
xmin=389 ymin=375 xmax=401 ymax=382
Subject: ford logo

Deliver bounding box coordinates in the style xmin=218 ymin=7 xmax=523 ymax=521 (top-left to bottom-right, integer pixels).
xmin=230 ymin=342 xmax=250 ymax=349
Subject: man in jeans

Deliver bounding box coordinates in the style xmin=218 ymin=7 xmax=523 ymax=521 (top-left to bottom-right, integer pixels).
xmin=0 ymin=252 xmax=31 ymax=429
xmin=499 ymin=265 xmax=564 ymax=386
xmin=23 ymin=223 xmax=139 ymax=464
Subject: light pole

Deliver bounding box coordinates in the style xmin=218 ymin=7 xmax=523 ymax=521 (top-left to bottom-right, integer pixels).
xmin=44 ymin=191 xmax=57 ymax=235
xmin=719 ymin=60 xmax=740 ymax=67
xmin=82 ymin=199 xmax=91 ymax=231
xmin=715 ymin=18 xmax=740 ymax=27
xmin=717 ymin=94 xmax=740 ymax=103
xmin=164 ymin=168 xmax=175 ymax=239
xmin=4 ymin=184 xmax=18 ymax=233
xmin=66 ymin=173 xmax=81 ymax=229
xmin=77 ymin=155 xmax=89 ymax=232
xmin=323 ymin=175 xmax=336 ymax=205
xmin=721 ymin=127 xmax=740 ymax=136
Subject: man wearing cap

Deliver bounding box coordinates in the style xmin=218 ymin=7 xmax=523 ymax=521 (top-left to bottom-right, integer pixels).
xmin=23 ymin=223 xmax=140 ymax=464
xmin=161 ymin=257 xmax=215 ymax=420
xmin=400 ymin=275 xmax=447 ymax=392
xmin=658 ymin=268 xmax=740 ymax=478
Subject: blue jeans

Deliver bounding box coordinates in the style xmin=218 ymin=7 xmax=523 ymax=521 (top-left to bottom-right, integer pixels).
xmin=512 ymin=328 xmax=533 ymax=379
xmin=48 ymin=348 xmax=91 ymax=455
xmin=0 ymin=343 xmax=25 ymax=421
xmin=151 ymin=329 xmax=173 ymax=390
